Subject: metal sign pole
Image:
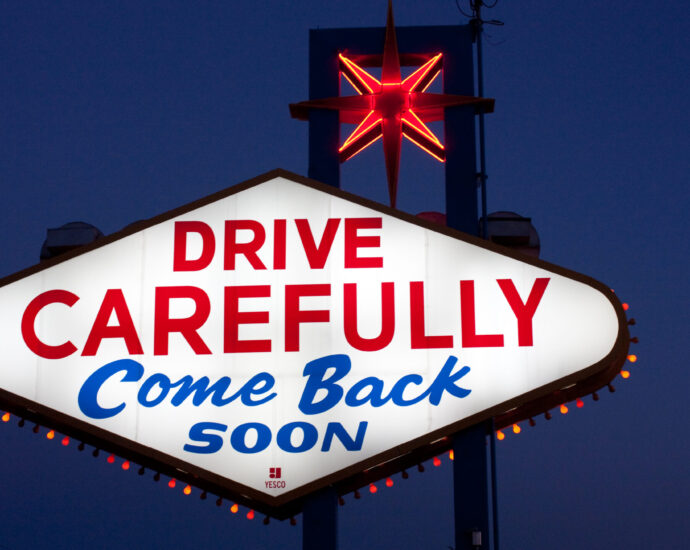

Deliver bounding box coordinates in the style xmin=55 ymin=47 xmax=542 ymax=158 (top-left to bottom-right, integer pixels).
xmin=302 ymin=29 xmax=342 ymax=550
xmin=443 ymin=19 xmax=492 ymax=547
xmin=303 ymin=488 xmax=339 ymax=550
xmin=301 ymin=21 xmax=491 ymax=550
xmin=452 ymin=423 xmax=491 ymax=550
xmin=445 ymin=125 xmax=493 ymax=547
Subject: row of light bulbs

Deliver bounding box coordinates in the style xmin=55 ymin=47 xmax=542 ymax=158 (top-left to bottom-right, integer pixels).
xmin=1 ymin=304 xmax=638 ymax=524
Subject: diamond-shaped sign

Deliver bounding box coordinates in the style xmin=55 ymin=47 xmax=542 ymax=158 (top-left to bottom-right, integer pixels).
xmin=0 ymin=170 xmax=629 ymax=516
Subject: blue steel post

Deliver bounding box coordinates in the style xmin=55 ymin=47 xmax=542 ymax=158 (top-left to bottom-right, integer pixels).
xmin=490 ymin=418 xmax=500 ymax=550
xmin=301 ymin=30 xmax=342 ymax=550
xmin=442 ymin=25 xmax=480 ymax=234
xmin=453 ymin=422 xmax=492 ymax=550
xmin=440 ymin=24 xmax=493 ymax=550
xmin=303 ymin=487 xmax=339 ymax=550
xmin=301 ymin=24 xmax=491 ymax=550
xmin=308 ymin=30 xmax=340 ymax=188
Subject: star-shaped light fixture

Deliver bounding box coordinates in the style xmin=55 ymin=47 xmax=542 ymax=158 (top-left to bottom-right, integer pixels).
xmin=290 ymin=1 xmax=494 ymax=207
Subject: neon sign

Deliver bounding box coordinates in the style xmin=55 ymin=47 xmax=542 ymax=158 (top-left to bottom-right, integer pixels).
xmin=290 ymin=3 xmax=493 ymax=207
xmin=0 ymin=171 xmax=629 ymax=517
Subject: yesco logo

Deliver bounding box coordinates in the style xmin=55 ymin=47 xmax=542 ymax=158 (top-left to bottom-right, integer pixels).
xmin=266 ymin=467 xmax=285 ymax=489
xmin=0 ymin=172 xmax=624 ymax=501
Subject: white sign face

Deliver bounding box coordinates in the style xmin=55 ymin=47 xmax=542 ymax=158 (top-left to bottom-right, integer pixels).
xmin=0 ymin=171 xmax=626 ymax=507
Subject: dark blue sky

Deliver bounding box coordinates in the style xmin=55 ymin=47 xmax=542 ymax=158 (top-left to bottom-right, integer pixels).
xmin=1 ymin=1 xmax=688 ymax=549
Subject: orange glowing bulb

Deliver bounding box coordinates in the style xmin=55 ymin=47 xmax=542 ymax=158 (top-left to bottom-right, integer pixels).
xmin=122 ymin=461 xmax=130 ymax=470
xmin=230 ymin=503 xmax=239 ymax=514
xmin=621 ymin=370 xmax=630 ymax=379
xmin=449 ymin=450 xmax=454 ymax=461
xmin=628 ymin=354 xmax=637 ymax=363
xmin=1 ymin=412 xmax=9 ymax=422
xmin=385 ymin=477 xmax=393 ymax=487
xmin=512 ymin=424 xmax=521 ymax=434
xmin=560 ymin=404 xmax=568 ymax=414
xmin=183 ymin=484 xmax=192 ymax=495
xmin=369 ymin=483 xmax=377 ymax=494
xmin=168 ymin=478 xmax=176 ymax=488
xmin=246 ymin=510 xmax=255 ymax=520
xmin=433 ymin=456 xmax=441 ymax=467
xmin=107 ymin=454 xmax=115 ymax=464
xmin=496 ymin=430 xmax=505 ymax=441
xmin=576 ymin=399 xmax=584 ymax=408
xmin=46 ymin=430 xmax=55 ymax=440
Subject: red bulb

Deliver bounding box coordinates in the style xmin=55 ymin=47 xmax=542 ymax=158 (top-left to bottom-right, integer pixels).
xmin=385 ymin=477 xmax=393 ymax=487
xmin=168 ymin=478 xmax=176 ymax=488
xmin=433 ymin=456 xmax=441 ymax=467
xmin=369 ymin=483 xmax=378 ymax=494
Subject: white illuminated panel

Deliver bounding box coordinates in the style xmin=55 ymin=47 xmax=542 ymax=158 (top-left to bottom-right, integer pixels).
xmin=0 ymin=173 xmax=623 ymax=500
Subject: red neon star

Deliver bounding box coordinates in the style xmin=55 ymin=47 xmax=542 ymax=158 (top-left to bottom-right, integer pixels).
xmin=290 ymin=2 xmax=494 ymax=207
